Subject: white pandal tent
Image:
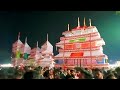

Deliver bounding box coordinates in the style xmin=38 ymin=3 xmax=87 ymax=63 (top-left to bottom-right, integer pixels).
xmin=39 ymin=34 xmax=55 ymax=68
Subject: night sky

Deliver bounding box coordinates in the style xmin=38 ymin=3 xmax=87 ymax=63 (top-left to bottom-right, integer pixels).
xmin=0 ymin=11 xmax=120 ymax=64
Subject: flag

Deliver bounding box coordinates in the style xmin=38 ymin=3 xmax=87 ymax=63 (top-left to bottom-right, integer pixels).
xmin=16 ymin=50 xmax=21 ymax=59
xmin=23 ymin=37 xmax=31 ymax=60
xmin=24 ymin=53 xmax=29 ymax=60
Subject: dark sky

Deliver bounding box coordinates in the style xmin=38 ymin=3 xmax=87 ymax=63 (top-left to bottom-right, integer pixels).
xmin=0 ymin=11 xmax=120 ymax=64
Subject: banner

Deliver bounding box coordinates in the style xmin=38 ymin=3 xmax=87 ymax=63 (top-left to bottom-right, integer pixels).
xmin=69 ymin=37 xmax=86 ymax=43
xmin=69 ymin=40 xmax=75 ymax=43
xmin=96 ymin=58 xmax=105 ymax=64
xmin=77 ymin=37 xmax=86 ymax=42
xmin=81 ymin=42 xmax=96 ymax=48
xmin=55 ymin=60 xmax=64 ymax=64
xmin=70 ymin=52 xmax=84 ymax=57
xmin=65 ymin=44 xmax=74 ymax=49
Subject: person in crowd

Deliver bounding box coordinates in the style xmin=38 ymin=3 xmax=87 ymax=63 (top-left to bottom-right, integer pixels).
xmin=1 ymin=65 xmax=120 ymax=79
xmin=15 ymin=73 xmax=23 ymax=79
xmin=59 ymin=69 xmax=66 ymax=79
xmin=23 ymin=67 xmax=34 ymax=79
xmin=70 ymin=69 xmax=78 ymax=79
xmin=38 ymin=69 xmax=45 ymax=79
xmin=54 ymin=72 xmax=61 ymax=79
xmin=105 ymin=73 xmax=117 ymax=79
xmin=65 ymin=69 xmax=72 ymax=79
xmin=76 ymin=71 xmax=84 ymax=79
xmin=94 ymin=69 xmax=104 ymax=79
xmin=49 ymin=69 xmax=54 ymax=79
xmin=43 ymin=70 xmax=50 ymax=79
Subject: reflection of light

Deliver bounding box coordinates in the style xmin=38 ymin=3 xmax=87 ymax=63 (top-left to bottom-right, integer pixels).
xmin=0 ymin=64 xmax=13 ymax=67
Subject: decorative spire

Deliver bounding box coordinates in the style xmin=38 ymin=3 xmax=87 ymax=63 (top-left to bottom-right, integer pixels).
xmin=18 ymin=32 xmax=20 ymax=40
xmin=25 ymin=37 xmax=27 ymax=44
xmin=84 ymin=17 xmax=86 ymax=26
xmin=68 ymin=24 xmax=70 ymax=31
xmin=89 ymin=19 xmax=92 ymax=26
xmin=78 ymin=17 xmax=80 ymax=27
xmin=47 ymin=33 xmax=48 ymax=41
xmin=37 ymin=41 xmax=38 ymax=48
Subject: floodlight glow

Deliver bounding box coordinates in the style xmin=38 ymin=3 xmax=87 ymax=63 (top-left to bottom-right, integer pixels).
xmin=0 ymin=64 xmax=13 ymax=67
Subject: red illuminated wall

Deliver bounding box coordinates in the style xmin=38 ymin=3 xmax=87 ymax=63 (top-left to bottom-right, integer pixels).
xmin=81 ymin=42 xmax=96 ymax=48
xmin=64 ymin=59 xmax=98 ymax=66
xmin=70 ymin=52 xmax=84 ymax=57
xmin=65 ymin=44 xmax=74 ymax=50
xmin=64 ymin=41 xmax=96 ymax=50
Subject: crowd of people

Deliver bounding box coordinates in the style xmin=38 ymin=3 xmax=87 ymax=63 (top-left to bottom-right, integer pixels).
xmin=0 ymin=66 xmax=120 ymax=79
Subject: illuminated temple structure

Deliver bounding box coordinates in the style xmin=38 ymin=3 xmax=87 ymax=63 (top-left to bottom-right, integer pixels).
xmin=11 ymin=33 xmax=55 ymax=68
xmin=38 ymin=34 xmax=55 ymax=68
xmin=54 ymin=17 xmax=109 ymax=68
xmin=11 ymin=17 xmax=109 ymax=68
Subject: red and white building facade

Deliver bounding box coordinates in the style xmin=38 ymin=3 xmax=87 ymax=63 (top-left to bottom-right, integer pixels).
xmin=54 ymin=17 xmax=109 ymax=68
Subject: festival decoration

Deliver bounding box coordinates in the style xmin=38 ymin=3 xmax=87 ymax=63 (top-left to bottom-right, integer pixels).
xmin=55 ymin=17 xmax=109 ymax=68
